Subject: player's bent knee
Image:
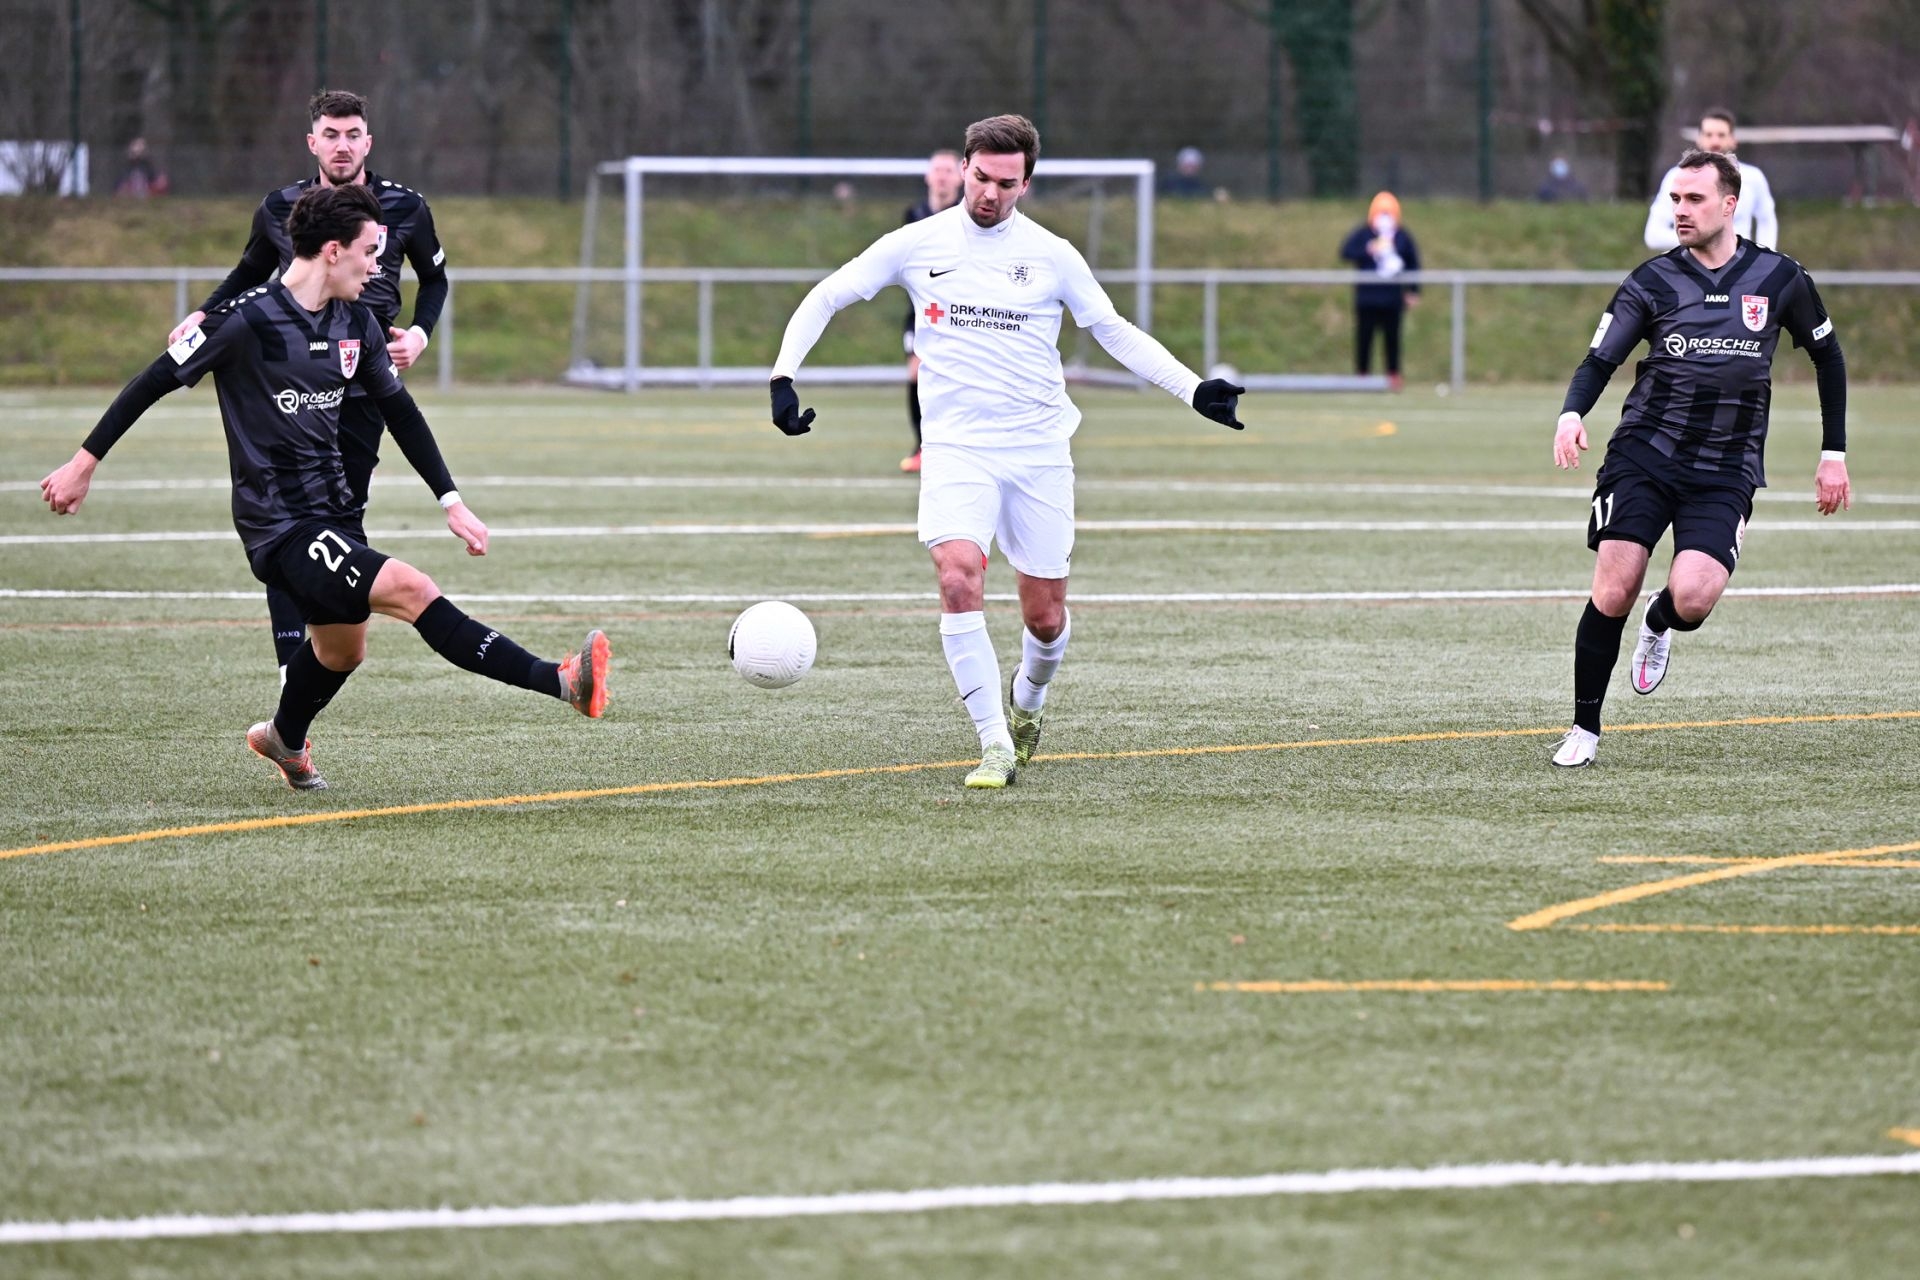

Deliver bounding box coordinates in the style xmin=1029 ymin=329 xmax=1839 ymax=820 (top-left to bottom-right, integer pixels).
xmin=367 ymin=559 xmax=441 ymax=623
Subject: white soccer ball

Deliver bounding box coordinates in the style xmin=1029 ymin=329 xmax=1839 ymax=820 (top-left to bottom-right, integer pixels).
xmin=728 ymin=601 xmax=817 ymax=689
xmin=1207 ymin=362 xmax=1240 ymax=383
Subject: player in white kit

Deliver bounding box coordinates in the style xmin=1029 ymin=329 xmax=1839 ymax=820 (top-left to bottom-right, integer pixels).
xmin=769 ymin=114 xmax=1247 ymax=788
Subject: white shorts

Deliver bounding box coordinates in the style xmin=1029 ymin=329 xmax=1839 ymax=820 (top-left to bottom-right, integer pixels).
xmin=917 ymin=441 xmax=1075 ymax=579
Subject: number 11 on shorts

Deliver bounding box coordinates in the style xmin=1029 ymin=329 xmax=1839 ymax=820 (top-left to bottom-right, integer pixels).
xmin=1591 ymin=491 xmax=1614 ymax=531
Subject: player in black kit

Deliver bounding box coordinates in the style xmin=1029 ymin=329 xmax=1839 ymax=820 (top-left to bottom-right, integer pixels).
xmin=1548 ymin=149 xmax=1851 ymax=768
xmin=167 ymin=89 xmax=450 ymax=683
xmin=42 ymin=185 xmax=610 ymax=791
xmin=897 ymin=149 xmax=963 ymax=473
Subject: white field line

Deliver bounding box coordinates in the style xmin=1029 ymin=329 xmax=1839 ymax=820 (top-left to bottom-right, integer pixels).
xmin=4 ymin=475 xmax=1917 ymax=505
xmin=5 ymin=1152 xmax=1919 ymax=1243
xmin=4 ymin=585 xmax=1917 ymax=606
xmin=7 ymin=519 xmax=1920 ymax=547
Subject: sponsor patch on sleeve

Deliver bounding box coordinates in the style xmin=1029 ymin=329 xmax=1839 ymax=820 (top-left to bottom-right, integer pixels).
xmin=166 ymin=325 xmax=206 ymax=365
xmin=432 ymin=248 xmax=446 ymax=267
xmin=1811 ymin=317 xmax=1833 ymax=342
xmin=1589 ymin=312 xmax=1613 ymax=349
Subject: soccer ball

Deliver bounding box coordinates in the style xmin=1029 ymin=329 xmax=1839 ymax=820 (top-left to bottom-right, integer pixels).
xmin=728 ymin=601 xmax=817 ymax=689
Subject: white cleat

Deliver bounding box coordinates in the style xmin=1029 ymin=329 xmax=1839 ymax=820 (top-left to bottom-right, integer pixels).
xmin=1551 ymin=726 xmax=1600 ymax=769
xmin=1631 ymin=592 xmax=1673 ymax=695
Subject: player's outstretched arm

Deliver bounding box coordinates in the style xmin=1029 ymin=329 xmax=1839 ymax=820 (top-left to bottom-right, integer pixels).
xmin=44 ymin=354 xmax=189 ymax=512
xmin=374 ymin=386 xmax=483 ymax=552
xmin=1814 ymin=456 xmax=1850 ymax=516
xmin=769 ymin=377 xmax=816 ymax=436
xmin=1552 ymin=412 xmax=1588 ymax=469
xmin=40 ymin=448 xmax=100 ymax=515
xmin=180 ymin=205 xmax=280 ymax=341
xmin=1192 ymin=379 xmax=1246 ymax=430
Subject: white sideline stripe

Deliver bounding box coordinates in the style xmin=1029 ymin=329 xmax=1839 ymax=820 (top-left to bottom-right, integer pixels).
xmin=7 ymin=520 xmax=1919 ymax=546
xmin=5 ymin=475 xmax=1917 ymax=505
xmin=5 ymin=1153 xmax=1919 ymax=1243
xmin=5 ymin=585 xmax=1917 ymax=606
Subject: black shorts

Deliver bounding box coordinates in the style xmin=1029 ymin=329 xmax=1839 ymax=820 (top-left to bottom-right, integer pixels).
xmin=1587 ymin=448 xmax=1754 ymax=574
xmin=252 ymin=520 xmax=390 ymax=626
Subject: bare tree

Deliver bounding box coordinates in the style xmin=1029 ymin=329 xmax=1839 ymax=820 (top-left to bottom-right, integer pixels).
xmin=1516 ymin=0 xmax=1668 ymax=197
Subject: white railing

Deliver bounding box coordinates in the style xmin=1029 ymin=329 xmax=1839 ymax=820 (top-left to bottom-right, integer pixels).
xmin=5 ymin=266 xmax=1918 ymax=393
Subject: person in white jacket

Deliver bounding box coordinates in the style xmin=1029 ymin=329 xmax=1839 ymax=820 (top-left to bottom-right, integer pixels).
xmin=769 ymin=114 xmax=1247 ymax=789
xmin=1645 ymin=108 xmax=1778 ymax=250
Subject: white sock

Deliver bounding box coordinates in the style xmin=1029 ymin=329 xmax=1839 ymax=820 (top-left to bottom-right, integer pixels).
xmin=939 ymin=611 xmax=1012 ymax=752
xmin=1012 ymin=609 xmax=1070 ymax=712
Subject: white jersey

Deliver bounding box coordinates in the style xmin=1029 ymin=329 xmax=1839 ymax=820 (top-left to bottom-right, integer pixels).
xmin=773 ymin=205 xmax=1198 ymax=448
xmin=1645 ymin=159 xmax=1779 ymax=250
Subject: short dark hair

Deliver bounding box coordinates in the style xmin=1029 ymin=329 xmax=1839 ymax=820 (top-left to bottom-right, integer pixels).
xmin=1676 ymin=148 xmax=1741 ymax=199
xmin=287 ymin=183 xmax=381 ymax=258
xmin=309 ymin=89 xmax=369 ymax=126
xmin=1701 ymin=107 xmax=1737 ymax=131
xmin=963 ymin=114 xmax=1041 ymax=180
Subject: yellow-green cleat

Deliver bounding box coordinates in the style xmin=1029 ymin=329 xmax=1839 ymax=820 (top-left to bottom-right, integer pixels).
xmin=964 ymin=742 xmax=1018 ymax=789
xmin=1008 ymin=697 xmax=1044 ymax=766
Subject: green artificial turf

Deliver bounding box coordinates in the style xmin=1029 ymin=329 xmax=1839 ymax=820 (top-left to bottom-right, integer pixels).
xmin=2 ymin=384 xmax=1917 ymax=1277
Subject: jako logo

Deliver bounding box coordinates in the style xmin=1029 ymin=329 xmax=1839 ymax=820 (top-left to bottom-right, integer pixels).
xmin=274 ymin=387 xmax=346 ymax=414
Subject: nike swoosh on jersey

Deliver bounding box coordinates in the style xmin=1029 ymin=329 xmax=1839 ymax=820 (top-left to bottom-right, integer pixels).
xmin=929 ymin=268 xmax=958 ymax=277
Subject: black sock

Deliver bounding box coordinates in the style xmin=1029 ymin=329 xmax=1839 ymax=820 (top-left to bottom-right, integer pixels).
xmin=1642 ymin=587 xmax=1705 ymax=634
xmin=413 ymin=596 xmax=563 ymax=698
xmin=273 ymin=642 xmax=354 ymax=746
xmin=266 ymin=586 xmax=308 ymax=668
xmin=907 ymin=380 xmax=922 ymax=448
xmin=1573 ymin=599 xmax=1630 ymax=735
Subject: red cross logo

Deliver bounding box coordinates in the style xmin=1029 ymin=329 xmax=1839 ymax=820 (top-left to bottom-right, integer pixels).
xmin=923 ymin=302 xmax=946 ymax=324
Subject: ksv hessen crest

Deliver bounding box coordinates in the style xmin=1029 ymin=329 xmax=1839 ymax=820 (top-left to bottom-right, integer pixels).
xmin=1741 ymin=295 xmax=1769 ymax=332
xmin=1006 ymin=262 xmax=1032 ymax=286
xmin=338 ymin=338 xmax=361 ymax=378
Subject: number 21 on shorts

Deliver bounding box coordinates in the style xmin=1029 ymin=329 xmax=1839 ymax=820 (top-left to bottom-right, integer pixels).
xmin=308 ymin=528 xmax=363 ymax=588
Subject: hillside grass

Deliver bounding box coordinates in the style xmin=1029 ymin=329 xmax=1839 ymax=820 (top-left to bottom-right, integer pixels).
xmin=3 ymin=194 xmax=1916 ymax=386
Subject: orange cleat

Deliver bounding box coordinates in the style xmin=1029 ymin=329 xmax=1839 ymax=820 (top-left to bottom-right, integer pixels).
xmin=246 ymin=721 xmax=329 ymax=790
xmin=558 ymin=629 xmax=612 ymax=718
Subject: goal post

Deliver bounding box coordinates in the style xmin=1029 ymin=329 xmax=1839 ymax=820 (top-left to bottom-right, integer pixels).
xmin=567 ymin=156 xmax=1157 ymax=390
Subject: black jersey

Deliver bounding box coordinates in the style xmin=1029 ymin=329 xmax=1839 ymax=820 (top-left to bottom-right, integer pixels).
xmin=169 ymin=284 xmax=407 ymax=566
xmin=1588 ymin=240 xmax=1835 ymax=487
xmin=199 ymin=171 xmax=448 ymax=334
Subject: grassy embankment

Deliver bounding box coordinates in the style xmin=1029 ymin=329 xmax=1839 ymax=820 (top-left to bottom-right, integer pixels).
xmin=2 ymin=194 xmax=1915 ymax=386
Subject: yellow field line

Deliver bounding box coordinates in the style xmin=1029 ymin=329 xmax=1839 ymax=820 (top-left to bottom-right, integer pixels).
xmin=1200 ymin=979 xmax=1668 ymax=994
xmin=1891 ymin=1129 xmax=1920 ymax=1147
xmin=5 ymin=710 xmax=1916 ymax=864
xmin=1597 ymin=855 xmax=1920 ymax=869
xmin=1564 ymin=923 xmax=1920 ymax=936
xmin=1508 ymin=840 xmax=1920 ymax=932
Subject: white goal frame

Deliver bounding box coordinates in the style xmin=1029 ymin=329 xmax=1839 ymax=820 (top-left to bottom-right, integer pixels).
xmin=567 ymin=156 xmax=1157 ymax=390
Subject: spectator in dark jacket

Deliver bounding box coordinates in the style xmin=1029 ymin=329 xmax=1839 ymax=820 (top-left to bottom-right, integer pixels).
xmin=1339 ymin=191 xmax=1420 ymax=389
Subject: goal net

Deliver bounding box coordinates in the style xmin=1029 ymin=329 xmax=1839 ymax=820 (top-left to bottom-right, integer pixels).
xmin=566 ymin=156 xmax=1158 ymax=390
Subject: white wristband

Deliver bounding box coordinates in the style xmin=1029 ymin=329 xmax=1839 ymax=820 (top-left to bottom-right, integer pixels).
xmin=408 ymin=325 xmax=429 ymax=349
xmin=439 ymin=490 xmax=462 ymax=509
xmin=1818 ymin=450 xmax=1845 ymax=462
xmin=1557 ymin=411 xmax=1582 ymax=427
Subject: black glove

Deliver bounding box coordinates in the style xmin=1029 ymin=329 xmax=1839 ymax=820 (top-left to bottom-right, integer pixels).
xmin=1192 ymin=378 xmax=1246 ymax=430
xmin=770 ymin=376 xmax=816 ymax=437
